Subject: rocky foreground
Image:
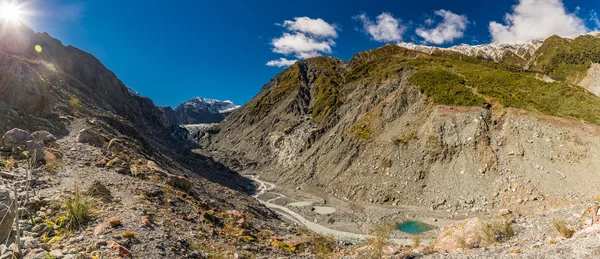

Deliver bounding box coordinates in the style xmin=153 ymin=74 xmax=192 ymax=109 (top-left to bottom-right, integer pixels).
xmin=2 ymin=121 xmax=598 ymax=258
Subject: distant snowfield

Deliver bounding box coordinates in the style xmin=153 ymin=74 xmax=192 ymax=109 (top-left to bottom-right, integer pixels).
xmin=398 ymin=40 xmax=543 ymax=62
xmin=182 ymin=97 xmax=240 ymax=114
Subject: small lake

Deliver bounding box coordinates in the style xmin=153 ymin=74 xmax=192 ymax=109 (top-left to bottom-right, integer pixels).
xmin=397 ymin=221 xmax=436 ymax=234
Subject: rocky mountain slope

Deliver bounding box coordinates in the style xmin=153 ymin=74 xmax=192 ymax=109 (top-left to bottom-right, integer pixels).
xmin=161 ymin=97 xmax=239 ymax=126
xmin=0 ymin=24 xmax=321 ymax=258
xmin=7 ymin=19 xmax=600 ymax=258
xmin=210 ymin=33 xmax=600 ymax=216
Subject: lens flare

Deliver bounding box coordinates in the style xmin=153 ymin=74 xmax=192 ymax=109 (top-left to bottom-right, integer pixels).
xmin=0 ymin=3 xmax=22 ymax=24
xmin=34 ymin=45 xmax=42 ymax=52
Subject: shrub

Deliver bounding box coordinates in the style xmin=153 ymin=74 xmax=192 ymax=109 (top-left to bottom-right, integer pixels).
xmin=121 ymin=231 xmax=136 ymax=239
xmin=413 ymin=235 xmax=421 ymax=247
xmin=483 ymin=219 xmax=514 ymax=243
xmin=69 ymin=96 xmax=83 ymax=112
xmin=349 ymin=106 xmax=383 ymax=141
xmin=552 ymin=219 xmax=574 ymax=238
xmin=366 ymin=224 xmax=394 ymax=259
xmin=0 ymin=156 xmax=15 ymax=169
xmin=62 ymin=186 xmax=96 ymax=230
xmin=310 ymin=234 xmax=335 ymax=259
xmin=392 ymin=132 xmax=417 ymax=146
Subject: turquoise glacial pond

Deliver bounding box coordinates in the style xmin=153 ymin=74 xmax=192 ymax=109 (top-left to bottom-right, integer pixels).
xmin=397 ymin=221 xmax=436 ymax=234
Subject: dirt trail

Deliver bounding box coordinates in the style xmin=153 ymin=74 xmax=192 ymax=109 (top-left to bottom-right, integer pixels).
xmin=246 ymin=175 xmax=434 ymax=246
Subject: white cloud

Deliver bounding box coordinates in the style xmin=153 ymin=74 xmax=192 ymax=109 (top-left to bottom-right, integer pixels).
xmin=282 ymin=17 xmax=338 ymax=38
xmin=267 ymin=17 xmax=338 ymax=67
xmin=416 ymin=10 xmax=469 ymax=45
xmin=489 ymin=0 xmax=588 ymax=43
xmin=590 ymin=10 xmax=600 ymax=30
xmin=266 ymin=58 xmax=298 ymax=67
xmin=271 ymin=33 xmax=334 ymax=59
xmin=355 ymin=12 xmax=406 ymax=43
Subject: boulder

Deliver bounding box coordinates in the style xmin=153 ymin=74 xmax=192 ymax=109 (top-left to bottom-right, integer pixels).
xmin=434 ymin=218 xmax=507 ymax=253
xmin=31 ymin=223 xmax=54 ymax=237
xmin=25 ymin=141 xmax=45 ymax=164
xmin=0 ymin=186 xmax=14 ymax=244
xmin=0 ymin=128 xmax=32 ymax=152
xmin=107 ymin=138 xmax=126 ymax=153
xmin=31 ymin=131 xmax=56 ymax=145
xmin=77 ymin=128 xmax=108 ymax=148
xmin=145 ymin=160 xmax=193 ymax=192
xmin=23 ymin=248 xmax=47 ymax=259
xmin=168 ymin=174 xmax=193 ymax=193
xmin=107 ymin=241 xmax=131 ymax=258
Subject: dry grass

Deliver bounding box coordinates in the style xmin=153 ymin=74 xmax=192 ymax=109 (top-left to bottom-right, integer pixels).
xmin=62 ymin=185 xmax=96 ymax=230
xmin=44 ymin=151 xmax=62 ymax=174
xmin=310 ymin=234 xmax=335 ymax=259
xmin=1 ymin=156 xmax=15 ymax=169
xmin=69 ymin=96 xmax=83 ymax=112
xmin=413 ymin=235 xmax=421 ymax=247
xmin=121 ymin=231 xmax=136 ymax=239
xmin=366 ymin=224 xmax=394 ymax=259
xmin=483 ymin=219 xmax=514 ymax=243
xmin=552 ymin=219 xmax=575 ymax=238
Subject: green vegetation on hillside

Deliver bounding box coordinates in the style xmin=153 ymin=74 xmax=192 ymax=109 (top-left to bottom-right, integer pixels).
xmin=312 ymin=73 xmax=343 ymax=125
xmin=534 ymin=35 xmax=600 ymax=82
xmin=307 ymin=57 xmax=346 ymax=125
xmin=408 ymin=68 xmax=487 ymax=107
xmin=349 ymin=106 xmax=383 ymax=141
xmin=249 ymin=64 xmax=301 ymax=116
xmin=251 ymin=37 xmax=600 ymax=135
xmin=345 ymin=45 xmax=600 ymax=131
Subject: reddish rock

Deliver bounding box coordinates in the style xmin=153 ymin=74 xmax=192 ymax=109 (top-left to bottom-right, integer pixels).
xmin=227 ymin=210 xmax=244 ymax=218
xmin=108 ymin=217 xmax=121 ymax=228
xmin=94 ymin=223 xmax=107 ymax=235
xmin=142 ymin=216 xmax=151 ymax=226
xmin=236 ymin=217 xmax=245 ymax=225
xmin=95 ymin=158 xmax=108 ymax=167
xmin=108 ymin=241 xmax=131 ymax=258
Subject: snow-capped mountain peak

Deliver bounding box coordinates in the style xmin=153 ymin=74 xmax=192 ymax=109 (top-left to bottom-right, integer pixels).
xmin=181 ymin=97 xmax=240 ymax=114
xmin=397 ymin=40 xmax=544 ymax=62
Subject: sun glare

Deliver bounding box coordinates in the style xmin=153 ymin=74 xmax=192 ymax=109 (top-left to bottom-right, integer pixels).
xmin=0 ymin=3 xmax=23 ymax=24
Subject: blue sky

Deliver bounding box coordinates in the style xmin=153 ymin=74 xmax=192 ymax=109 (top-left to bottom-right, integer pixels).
xmin=17 ymin=0 xmax=600 ymax=107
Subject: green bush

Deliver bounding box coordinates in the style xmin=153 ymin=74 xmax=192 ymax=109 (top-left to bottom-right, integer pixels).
xmin=62 ymin=188 xmax=96 ymax=230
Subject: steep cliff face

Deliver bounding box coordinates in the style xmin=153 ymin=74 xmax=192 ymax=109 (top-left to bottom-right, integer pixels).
xmin=211 ymin=40 xmax=600 ymax=212
xmin=0 ymin=24 xmax=170 ymax=137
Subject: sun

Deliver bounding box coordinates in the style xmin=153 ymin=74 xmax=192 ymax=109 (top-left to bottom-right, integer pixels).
xmin=0 ymin=3 xmax=23 ymax=24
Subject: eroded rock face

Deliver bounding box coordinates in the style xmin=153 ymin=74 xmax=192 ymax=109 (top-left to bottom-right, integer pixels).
xmin=0 ymin=128 xmax=33 ymax=152
xmin=0 ymin=186 xmax=14 ymax=244
xmin=579 ymin=63 xmax=600 ymax=97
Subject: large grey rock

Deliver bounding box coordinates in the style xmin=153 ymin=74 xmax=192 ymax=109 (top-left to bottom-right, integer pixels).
xmin=0 ymin=186 xmax=14 ymax=244
xmin=25 ymin=141 xmax=45 ymax=164
xmin=31 ymin=131 xmax=56 ymax=145
xmin=76 ymin=129 xmax=108 ymax=148
xmin=0 ymin=128 xmax=32 ymax=152
xmin=31 ymin=223 xmax=53 ymax=236
xmin=23 ymin=248 xmax=46 ymax=259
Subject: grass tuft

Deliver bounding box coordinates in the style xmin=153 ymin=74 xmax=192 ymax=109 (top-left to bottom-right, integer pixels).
xmin=552 ymin=219 xmax=575 ymax=238
xmin=62 ymin=186 xmax=96 ymax=230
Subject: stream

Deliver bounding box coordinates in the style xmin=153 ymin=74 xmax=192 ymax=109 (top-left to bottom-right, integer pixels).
xmin=245 ymin=175 xmax=433 ymax=246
